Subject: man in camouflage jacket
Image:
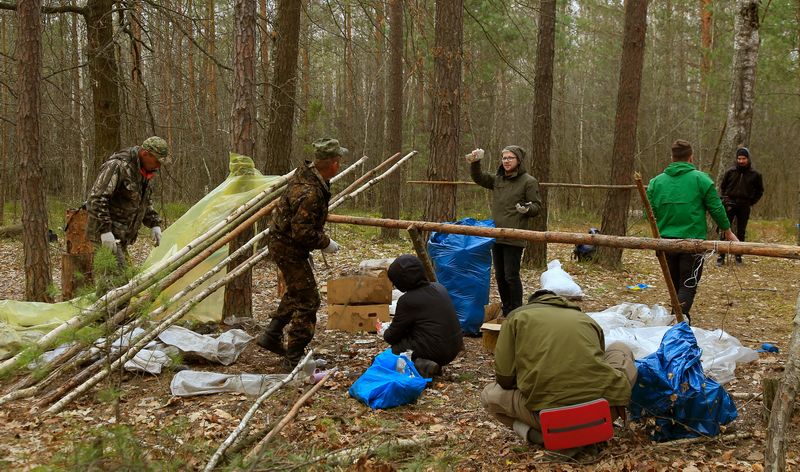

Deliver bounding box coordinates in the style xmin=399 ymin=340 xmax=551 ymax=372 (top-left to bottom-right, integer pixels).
xmin=257 ymin=138 xmax=346 ymax=370
xmin=86 ymin=136 xmax=170 ymax=266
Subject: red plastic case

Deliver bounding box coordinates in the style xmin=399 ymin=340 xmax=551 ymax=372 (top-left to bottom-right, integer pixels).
xmin=539 ymin=398 xmax=614 ymax=450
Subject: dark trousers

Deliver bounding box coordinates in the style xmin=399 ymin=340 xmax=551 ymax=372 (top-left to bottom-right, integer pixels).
xmin=719 ymin=204 xmax=750 ymax=262
xmin=492 ymin=243 xmax=524 ymax=315
xmin=665 ymin=252 xmax=704 ymax=322
xmin=269 ymin=241 xmax=320 ymax=353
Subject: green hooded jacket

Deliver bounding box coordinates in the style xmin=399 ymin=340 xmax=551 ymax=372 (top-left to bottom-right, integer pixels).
xmin=470 ymin=146 xmax=541 ymax=247
xmin=646 ymin=161 xmax=730 ymax=239
xmin=493 ymin=292 xmax=632 ymax=411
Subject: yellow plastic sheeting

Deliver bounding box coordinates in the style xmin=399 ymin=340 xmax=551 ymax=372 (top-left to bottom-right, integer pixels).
xmin=0 ymin=154 xmax=280 ymax=357
xmin=143 ymin=153 xmax=281 ymax=322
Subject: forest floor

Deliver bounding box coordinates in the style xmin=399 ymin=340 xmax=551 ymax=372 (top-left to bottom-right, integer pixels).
xmin=0 ymin=218 xmax=798 ymax=471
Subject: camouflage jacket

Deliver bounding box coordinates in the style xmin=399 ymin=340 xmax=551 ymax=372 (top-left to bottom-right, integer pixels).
xmin=86 ymin=146 xmax=161 ymax=245
xmin=269 ymin=161 xmax=331 ymax=256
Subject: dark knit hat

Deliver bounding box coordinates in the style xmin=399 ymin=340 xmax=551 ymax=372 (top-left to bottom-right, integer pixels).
xmin=736 ymin=147 xmax=750 ymax=158
xmin=502 ymin=145 xmax=526 ymax=162
xmin=671 ymin=139 xmax=693 ymax=159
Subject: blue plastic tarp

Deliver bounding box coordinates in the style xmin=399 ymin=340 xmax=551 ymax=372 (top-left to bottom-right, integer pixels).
xmin=349 ymin=348 xmax=431 ymax=409
xmin=630 ymin=322 xmax=738 ymax=441
xmin=427 ymin=218 xmax=495 ymax=335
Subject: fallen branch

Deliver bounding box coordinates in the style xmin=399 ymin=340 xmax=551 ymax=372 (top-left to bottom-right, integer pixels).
xmin=653 ymin=432 xmax=753 ymax=447
xmin=245 ymin=369 xmax=337 ymax=464
xmin=308 ymin=437 xmax=430 ymax=467
xmin=327 ymin=214 xmax=800 ymax=260
xmin=202 ymin=351 xmax=314 ymax=472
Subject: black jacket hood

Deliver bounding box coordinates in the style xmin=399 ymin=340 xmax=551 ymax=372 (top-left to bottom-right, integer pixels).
xmin=387 ymin=254 xmax=429 ymax=292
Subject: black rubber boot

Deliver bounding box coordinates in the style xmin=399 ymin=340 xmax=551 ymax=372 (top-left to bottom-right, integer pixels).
xmin=413 ymin=358 xmax=442 ymax=378
xmin=281 ymin=348 xmax=305 ymax=372
xmin=256 ymin=319 xmax=287 ymax=355
xmin=716 ymin=255 xmax=725 ymax=267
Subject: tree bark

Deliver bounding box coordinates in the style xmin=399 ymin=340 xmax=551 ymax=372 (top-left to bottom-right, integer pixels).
xmin=381 ymin=0 xmax=403 ymax=239
xmin=0 ymin=14 xmax=7 ymax=226
xmin=224 ymin=0 xmax=258 ymax=319
xmin=523 ymin=0 xmax=556 ymax=269
xmin=597 ymin=0 xmax=649 ymax=268
xmin=423 ymin=0 xmax=462 ymax=224
xmin=85 ymin=0 xmax=121 ymax=179
xmin=17 ymin=0 xmax=53 ymax=302
xmin=698 ymin=0 xmax=713 ymax=165
xmin=263 ymin=0 xmax=302 ymax=175
xmin=714 ymin=0 xmax=760 ymax=181
xmin=327 ymin=214 xmax=800 ymax=260
xmin=764 ymin=292 xmax=800 ymax=472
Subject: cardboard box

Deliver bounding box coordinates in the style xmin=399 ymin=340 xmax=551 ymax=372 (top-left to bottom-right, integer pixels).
xmin=327 ymin=272 xmax=392 ymax=305
xmin=480 ymin=321 xmax=503 ymax=354
xmin=327 ymin=304 xmax=390 ymax=333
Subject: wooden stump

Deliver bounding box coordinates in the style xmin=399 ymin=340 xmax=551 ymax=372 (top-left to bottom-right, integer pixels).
xmin=762 ymin=377 xmax=781 ymax=424
xmin=62 ymin=208 xmax=94 ymax=299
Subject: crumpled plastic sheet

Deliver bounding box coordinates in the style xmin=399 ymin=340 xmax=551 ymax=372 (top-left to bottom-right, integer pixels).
xmin=157 ymin=325 xmax=253 ymax=365
xmin=588 ymin=303 xmax=758 ymax=384
xmin=170 ymin=370 xmax=286 ymax=397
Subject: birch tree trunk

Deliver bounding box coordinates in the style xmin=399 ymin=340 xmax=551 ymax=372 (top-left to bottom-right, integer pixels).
xmin=17 ymin=0 xmax=53 ymax=302
xmin=597 ymin=0 xmax=649 ymax=268
xmin=714 ymin=0 xmax=760 ymax=181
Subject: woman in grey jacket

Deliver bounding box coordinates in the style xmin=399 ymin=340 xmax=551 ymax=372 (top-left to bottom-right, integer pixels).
xmin=467 ymin=145 xmax=542 ymax=315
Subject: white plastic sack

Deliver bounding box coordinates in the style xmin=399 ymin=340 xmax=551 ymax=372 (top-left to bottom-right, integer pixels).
xmin=389 ymin=289 xmax=403 ymax=315
xmin=158 ymin=326 xmax=253 ymax=365
xmin=540 ymin=259 xmax=583 ymax=298
xmin=170 ymin=370 xmax=285 ymax=397
xmin=124 ymin=348 xmax=172 ymax=374
xmin=589 ymin=303 xmax=758 ymax=384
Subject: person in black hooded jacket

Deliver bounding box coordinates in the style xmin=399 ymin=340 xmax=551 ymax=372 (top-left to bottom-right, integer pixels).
xmin=717 ymin=147 xmax=764 ymax=265
xmin=383 ymin=255 xmax=464 ymax=377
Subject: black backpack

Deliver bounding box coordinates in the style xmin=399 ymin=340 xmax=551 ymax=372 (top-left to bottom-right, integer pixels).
xmin=572 ymin=228 xmax=600 ymax=262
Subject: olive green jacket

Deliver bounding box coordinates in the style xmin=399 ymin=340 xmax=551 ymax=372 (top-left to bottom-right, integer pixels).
xmin=470 ymin=160 xmax=541 ymax=247
xmin=494 ymin=293 xmax=632 ymax=411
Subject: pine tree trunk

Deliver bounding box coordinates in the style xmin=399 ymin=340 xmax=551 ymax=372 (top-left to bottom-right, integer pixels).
xmin=698 ymin=0 xmax=713 ymax=166
xmin=597 ymin=0 xmax=649 ymax=269
xmin=224 ymin=0 xmax=258 ymax=319
xmin=263 ymin=0 xmax=302 ymax=175
xmin=0 ymin=15 xmax=7 ymax=225
xmin=523 ymin=0 xmax=556 ymax=269
xmin=86 ymin=0 xmax=121 ymax=180
xmin=423 ymin=0 xmax=462 ymax=225
xmin=381 ymin=0 xmax=402 ymax=240
xmin=17 ymin=0 xmax=53 ymax=302
xmin=714 ymin=0 xmax=760 ymax=181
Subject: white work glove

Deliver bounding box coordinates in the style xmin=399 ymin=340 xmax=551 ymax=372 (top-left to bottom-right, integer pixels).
xmin=322 ymin=238 xmax=340 ymax=254
xmin=100 ymin=232 xmax=117 ymax=252
xmin=465 ymin=148 xmax=484 ymax=163
xmin=516 ymin=202 xmax=533 ymax=214
xmin=151 ymin=226 xmax=162 ymax=247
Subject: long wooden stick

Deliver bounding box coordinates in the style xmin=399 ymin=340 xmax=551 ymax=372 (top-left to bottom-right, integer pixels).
xmin=406 ymin=180 xmax=638 ymax=189
xmin=634 ymin=173 xmax=684 ymax=323
xmin=331 ymin=152 xmax=402 ymax=203
xmin=765 ymin=292 xmax=800 ymax=472
xmin=327 ymin=214 xmax=800 ymax=260
xmin=202 ymin=351 xmax=314 ymax=472
xmin=244 ymin=368 xmax=337 ymax=464
xmin=407 ymin=225 xmax=437 ymax=282
xmin=331 ymin=151 xmax=418 ymax=210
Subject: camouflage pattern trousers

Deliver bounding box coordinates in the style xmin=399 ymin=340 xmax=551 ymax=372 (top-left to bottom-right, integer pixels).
xmin=268 ymin=239 xmax=320 ymax=353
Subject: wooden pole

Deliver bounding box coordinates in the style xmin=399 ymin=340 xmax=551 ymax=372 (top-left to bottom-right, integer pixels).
xmin=406 ymin=180 xmax=638 ymax=189
xmin=407 ymin=225 xmax=437 ymax=282
xmin=326 ymin=214 xmax=800 ymax=260
xmin=764 ymin=292 xmax=800 ymax=472
xmin=634 ymin=173 xmax=684 ymax=323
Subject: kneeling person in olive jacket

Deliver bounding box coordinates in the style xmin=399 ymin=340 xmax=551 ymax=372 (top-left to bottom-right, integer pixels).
xmin=383 ymin=255 xmax=464 ymax=377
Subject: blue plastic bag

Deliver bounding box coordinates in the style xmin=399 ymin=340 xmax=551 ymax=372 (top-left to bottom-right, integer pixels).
xmin=427 ymin=218 xmax=495 ymax=335
xmin=349 ymin=349 xmax=431 ymax=410
xmin=630 ymin=322 xmax=738 ymax=441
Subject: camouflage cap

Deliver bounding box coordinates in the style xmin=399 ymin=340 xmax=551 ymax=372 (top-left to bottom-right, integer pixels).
xmin=142 ymin=136 xmax=170 ymax=164
xmin=312 ymin=138 xmax=348 ymax=160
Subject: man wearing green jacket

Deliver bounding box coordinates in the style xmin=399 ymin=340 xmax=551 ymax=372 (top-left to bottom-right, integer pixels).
xmin=646 ymin=139 xmax=738 ymax=324
xmin=480 ymin=290 xmax=636 ymax=448
xmin=467 ymin=145 xmax=542 ymax=315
